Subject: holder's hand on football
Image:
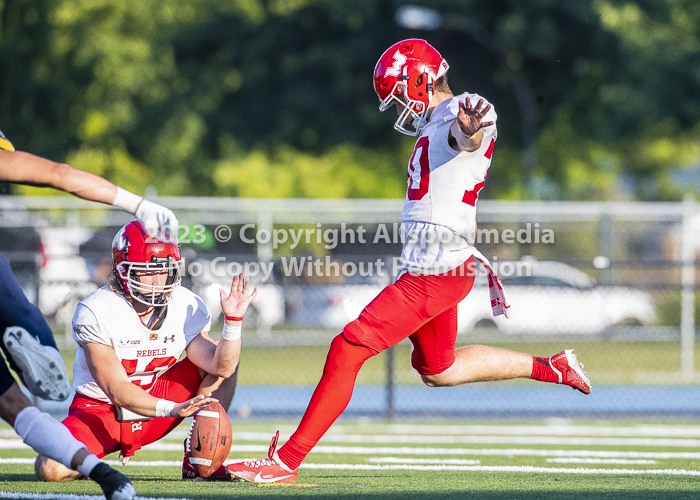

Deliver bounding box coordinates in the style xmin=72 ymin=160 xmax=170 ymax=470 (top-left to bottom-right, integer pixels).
xmin=457 ymin=97 xmax=494 ymax=137
xmin=219 ymin=274 xmax=258 ymax=320
xmin=171 ymin=393 xmax=218 ymax=418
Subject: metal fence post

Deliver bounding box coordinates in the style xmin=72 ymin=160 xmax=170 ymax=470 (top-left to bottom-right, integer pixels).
xmin=256 ymin=205 xmax=273 ymax=339
xmin=386 ymin=345 xmax=395 ymax=420
xmin=385 ymin=254 xmax=397 ymax=420
xmin=681 ymin=195 xmax=695 ymax=375
xmin=257 ymin=205 xmax=273 ymax=262
xmin=599 ymin=212 xmax=614 ymax=285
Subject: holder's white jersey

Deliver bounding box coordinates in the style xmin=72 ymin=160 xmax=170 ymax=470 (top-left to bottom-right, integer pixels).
xmin=71 ymin=286 xmax=211 ymax=402
xmin=398 ymin=92 xmax=497 ymax=275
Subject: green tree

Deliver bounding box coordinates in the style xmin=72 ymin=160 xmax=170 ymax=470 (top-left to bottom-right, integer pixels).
xmin=2 ymin=0 xmax=700 ymax=200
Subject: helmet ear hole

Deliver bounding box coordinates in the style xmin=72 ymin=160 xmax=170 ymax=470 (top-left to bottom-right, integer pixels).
xmin=415 ymin=74 xmax=423 ymax=88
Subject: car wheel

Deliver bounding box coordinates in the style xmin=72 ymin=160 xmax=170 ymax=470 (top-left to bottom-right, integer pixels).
xmin=614 ymin=317 xmax=643 ymax=327
xmin=474 ymin=318 xmax=497 ymax=329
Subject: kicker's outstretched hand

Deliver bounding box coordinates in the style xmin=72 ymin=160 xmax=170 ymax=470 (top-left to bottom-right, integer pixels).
xmin=457 ymin=97 xmax=494 ymax=137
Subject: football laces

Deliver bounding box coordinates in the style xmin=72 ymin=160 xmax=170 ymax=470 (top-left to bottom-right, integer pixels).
xmin=243 ymin=457 xmax=275 ymax=468
xmin=185 ymin=420 xmax=195 ymax=453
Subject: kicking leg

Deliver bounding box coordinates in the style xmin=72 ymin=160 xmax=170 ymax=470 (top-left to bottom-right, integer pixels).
xmin=277 ymin=334 xmax=375 ymax=470
xmin=421 ymin=344 xmax=533 ymax=386
xmin=411 ymin=301 xmax=591 ymax=394
xmin=226 ymin=334 xmax=374 ymax=483
xmin=423 ymin=345 xmax=591 ymax=393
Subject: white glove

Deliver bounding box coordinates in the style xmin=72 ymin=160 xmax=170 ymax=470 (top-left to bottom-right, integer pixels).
xmin=135 ymin=198 xmax=179 ymax=243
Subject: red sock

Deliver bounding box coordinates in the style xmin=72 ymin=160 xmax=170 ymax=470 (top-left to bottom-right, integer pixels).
xmin=277 ymin=335 xmax=375 ymax=470
xmin=530 ymin=356 xmax=559 ymax=383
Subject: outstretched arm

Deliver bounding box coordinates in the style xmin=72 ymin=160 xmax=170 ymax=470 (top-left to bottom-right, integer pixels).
xmin=186 ymin=274 xmax=258 ymax=379
xmin=0 ymin=149 xmax=119 ymax=204
xmin=81 ymin=341 xmax=215 ymax=418
xmin=449 ymin=97 xmax=495 ymax=153
xmin=0 ymin=135 xmax=179 ymax=242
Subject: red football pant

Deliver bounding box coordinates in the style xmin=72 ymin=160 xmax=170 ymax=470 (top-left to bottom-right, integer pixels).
xmin=278 ymin=258 xmax=475 ymax=469
xmin=62 ymin=357 xmax=203 ymax=458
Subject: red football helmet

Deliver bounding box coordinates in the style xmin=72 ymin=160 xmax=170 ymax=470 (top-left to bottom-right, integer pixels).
xmin=112 ymin=220 xmax=183 ymax=306
xmin=373 ymin=39 xmax=449 ymax=136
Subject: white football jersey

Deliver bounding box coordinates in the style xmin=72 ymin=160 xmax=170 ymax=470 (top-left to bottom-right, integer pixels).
xmin=398 ymin=92 xmax=497 ymax=275
xmin=71 ymin=286 xmax=212 ymax=402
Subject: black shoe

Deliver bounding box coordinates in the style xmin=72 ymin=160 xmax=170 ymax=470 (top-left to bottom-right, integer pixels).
xmin=89 ymin=462 xmax=136 ymax=500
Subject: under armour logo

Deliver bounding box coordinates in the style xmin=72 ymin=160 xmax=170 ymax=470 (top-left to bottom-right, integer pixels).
xmin=384 ymin=49 xmax=407 ymax=78
xmin=163 ymin=335 xmax=175 ymax=343
xmin=131 ymin=422 xmax=142 ymax=432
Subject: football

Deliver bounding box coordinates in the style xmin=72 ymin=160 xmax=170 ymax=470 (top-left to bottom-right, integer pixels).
xmin=185 ymin=402 xmax=232 ymax=477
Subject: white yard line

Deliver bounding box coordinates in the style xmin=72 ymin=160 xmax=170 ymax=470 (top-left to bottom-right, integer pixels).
xmin=6 ymin=423 xmax=700 ymax=442
xmin=385 ymin=424 xmax=700 ymax=438
xmin=305 ymin=445 xmax=700 ymax=460
xmin=0 ymin=458 xmax=695 ymax=477
xmin=4 ymin=442 xmax=700 ymax=460
xmin=299 ymin=463 xmax=700 ymax=476
xmin=222 ymin=431 xmax=700 ymax=448
xmin=545 ymin=458 xmax=657 ymax=465
xmin=367 ymin=457 xmax=482 ymax=465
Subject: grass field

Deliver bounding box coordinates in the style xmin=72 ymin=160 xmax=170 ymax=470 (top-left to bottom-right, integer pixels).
xmin=3 ymin=419 xmax=700 ymax=499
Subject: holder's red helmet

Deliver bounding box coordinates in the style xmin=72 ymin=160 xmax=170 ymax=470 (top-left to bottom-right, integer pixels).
xmin=112 ymin=220 xmax=183 ymax=306
xmin=373 ymin=39 xmax=449 ymax=136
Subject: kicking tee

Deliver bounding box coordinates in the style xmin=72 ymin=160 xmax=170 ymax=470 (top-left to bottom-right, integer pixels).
xmin=399 ymin=92 xmax=497 ymax=275
xmin=71 ymin=286 xmax=211 ymax=402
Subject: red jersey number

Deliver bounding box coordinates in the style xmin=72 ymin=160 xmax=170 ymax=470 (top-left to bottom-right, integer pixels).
xmin=462 ymin=138 xmax=495 ymax=206
xmin=407 ymin=136 xmax=495 ymax=206
xmin=407 ymin=136 xmax=430 ymax=201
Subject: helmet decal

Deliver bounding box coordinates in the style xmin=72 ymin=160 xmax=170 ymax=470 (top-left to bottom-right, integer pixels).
xmin=384 ymin=50 xmax=407 ymax=78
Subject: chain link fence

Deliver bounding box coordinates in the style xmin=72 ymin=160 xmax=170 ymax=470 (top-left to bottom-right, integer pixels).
xmin=2 ymin=196 xmax=699 ymax=419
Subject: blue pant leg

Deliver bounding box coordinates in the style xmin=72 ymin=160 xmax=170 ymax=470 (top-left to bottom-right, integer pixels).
xmin=0 ymin=253 xmax=57 ymax=375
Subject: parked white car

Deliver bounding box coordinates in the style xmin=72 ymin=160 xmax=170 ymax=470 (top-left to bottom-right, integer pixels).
xmin=458 ymin=260 xmax=656 ymax=334
xmin=287 ymin=260 xmax=656 ymax=336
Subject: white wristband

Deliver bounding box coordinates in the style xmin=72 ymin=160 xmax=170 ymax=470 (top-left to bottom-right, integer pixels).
xmin=222 ymin=323 xmax=242 ymax=341
xmin=113 ymin=187 xmax=143 ymax=214
xmin=155 ymin=399 xmax=177 ymax=418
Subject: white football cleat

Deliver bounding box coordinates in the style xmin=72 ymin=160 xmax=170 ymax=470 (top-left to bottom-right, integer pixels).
xmin=3 ymin=326 xmax=71 ymax=401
